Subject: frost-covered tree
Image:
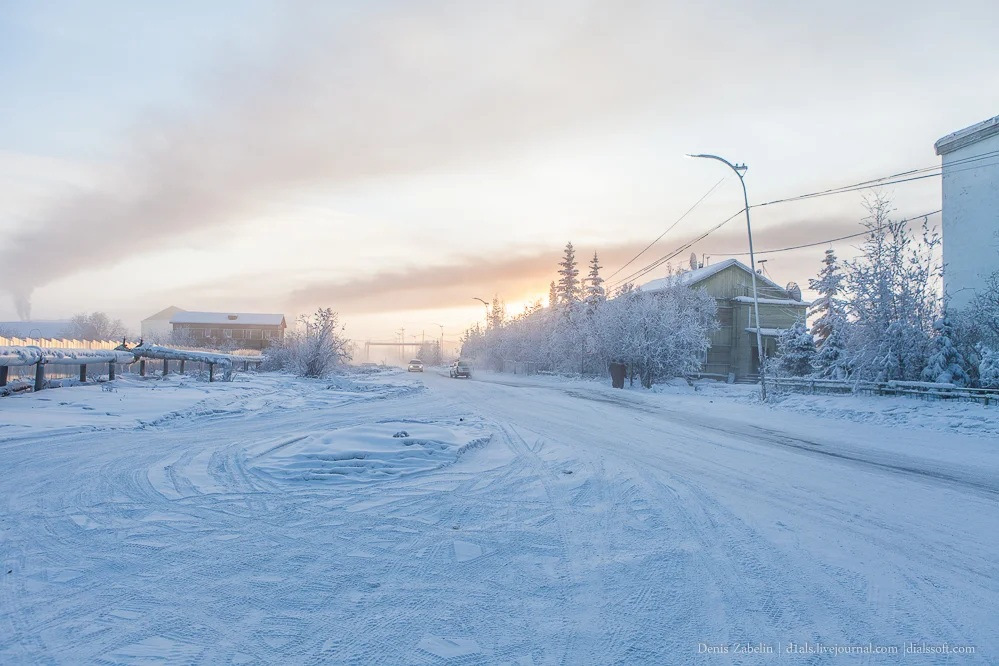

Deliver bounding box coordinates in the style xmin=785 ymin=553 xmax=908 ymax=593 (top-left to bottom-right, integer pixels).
xmin=585 ymin=252 xmax=606 ymax=312
xmin=592 ymin=277 xmax=717 ymax=387
xmin=921 ymin=316 xmax=970 ymax=385
xmin=488 ymin=295 xmax=506 ymax=330
xmin=772 ymin=320 xmax=816 ymax=377
xmin=65 ymin=312 xmax=128 ymax=341
xmin=811 ymin=313 xmax=851 ymax=379
xmin=548 ymin=281 xmax=559 ymax=308
xmin=556 ymin=242 xmax=581 ymax=306
xmin=977 ymin=347 xmax=999 ymax=388
xmin=808 ymin=249 xmax=845 ymax=347
xmin=844 ymin=193 xmax=940 ymax=381
xmin=264 ymin=308 xmax=351 ymax=378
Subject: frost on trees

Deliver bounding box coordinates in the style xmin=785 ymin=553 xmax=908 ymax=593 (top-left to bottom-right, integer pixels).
xmin=585 ymin=252 xmax=606 ymax=312
xmin=811 ymin=313 xmax=851 ymax=379
xmin=808 ymin=249 xmax=845 ymax=347
xmin=844 ymin=193 xmax=939 ymax=381
xmin=556 ymin=242 xmax=581 ymax=306
xmin=921 ymin=316 xmax=970 ymax=386
xmin=772 ymin=320 xmax=815 ymax=377
xmin=978 ymin=347 xmax=999 ymax=388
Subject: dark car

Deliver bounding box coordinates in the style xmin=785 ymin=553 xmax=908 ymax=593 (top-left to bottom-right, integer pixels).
xmin=449 ymin=360 xmax=472 ymax=378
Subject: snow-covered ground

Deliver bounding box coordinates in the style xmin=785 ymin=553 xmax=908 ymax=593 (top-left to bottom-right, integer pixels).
xmin=1 ymin=369 xmax=996 ymax=663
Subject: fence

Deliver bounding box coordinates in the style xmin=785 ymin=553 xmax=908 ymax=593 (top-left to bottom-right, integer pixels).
xmin=0 ymin=336 xmax=121 ymax=350
xmin=766 ymin=376 xmax=999 ymax=406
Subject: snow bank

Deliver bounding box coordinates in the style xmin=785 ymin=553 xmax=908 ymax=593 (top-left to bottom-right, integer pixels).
xmin=250 ymin=421 xmax=489 ymax=483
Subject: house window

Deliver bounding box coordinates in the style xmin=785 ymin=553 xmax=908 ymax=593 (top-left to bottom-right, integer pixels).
xmin=263 ymin=330 xmax=273 ymax=339
xmin=223 ymin=329 xmax=232 ymax=338
xmin=231 ymin=329 xmax=244 ymax=340
xmin=204 ymin=328 xmax=211 ymax=338
xmin=250 ymin=330 xmax=263 ymax=340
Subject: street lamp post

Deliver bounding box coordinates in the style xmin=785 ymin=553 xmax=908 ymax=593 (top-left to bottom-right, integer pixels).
xmin=686 ymin=153 xmax=767 ymax=401
xmin=433 ymin=323 xmax=445 ymax=364
xmin=472 ymin=297 xmax=489 ymax=328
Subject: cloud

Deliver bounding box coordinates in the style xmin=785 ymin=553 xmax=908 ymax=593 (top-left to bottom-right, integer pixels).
xmin=287 ymin=213 xmax=866 ymax=314
xmin=1 ymin=0 xmax=725 ymax=315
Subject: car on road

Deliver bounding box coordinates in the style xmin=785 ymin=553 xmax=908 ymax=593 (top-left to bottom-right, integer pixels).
xmin=407 ymin=359 xmax=424 ymax=372
xmin=449 ymin=360 xmax=472 ymax=378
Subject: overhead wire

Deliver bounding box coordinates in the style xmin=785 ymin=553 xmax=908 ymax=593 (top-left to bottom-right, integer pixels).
xmin=605 ymin=175 xmax=728 ymax=281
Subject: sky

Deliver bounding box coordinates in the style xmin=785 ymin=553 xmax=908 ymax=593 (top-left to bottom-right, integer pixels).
xmin=2 ymin=0 xmax=998 ymax=344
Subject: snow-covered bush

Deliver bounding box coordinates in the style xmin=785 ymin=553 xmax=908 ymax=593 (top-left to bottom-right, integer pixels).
xmin=264 ymin=308 xmax=351 ymax=378
xmin=921 ymin=316 xmax=970 ymax=385
xmin=592 ymin=280 xmax=717 ymax=387
xmin=771 ymin=321 xmax=815 ymax=377
xmin=811 ymin=313 xmax=852 ymax=379
xmin=975 ymin=347 xmax=999 ymax=388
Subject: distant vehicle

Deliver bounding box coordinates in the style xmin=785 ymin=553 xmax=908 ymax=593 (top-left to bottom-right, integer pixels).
xmin=408 ymin=359 xmax=424 ymax=372
xmin=449 ymin=360 xmax=471 ymax=378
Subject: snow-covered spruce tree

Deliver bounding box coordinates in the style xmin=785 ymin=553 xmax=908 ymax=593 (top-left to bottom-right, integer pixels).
xmin=548 ymin=281 xmax=559 ymax=309
xmin=585 ymin=252 xmax=606 ymax=313
xmin=844 ymin=193 xmax=940 ymax=381
xmin=921 ymin=315 xmax=970 ymax=385
xmin=265 ymin=308 xmax=351 ymax=378
xmin=808 ymin=248 xmax=845 ymax=347
xmin=772 ymin=320 xmax=816 ymax=377
xmin=488 ymin=295 xmax=506 ymax=330
xmin=978 ymin=347 xmax=999 ymax=388
xmin=556 ymin=242 xmax=581 ymax=307
xmin=811 ymin=312 xmax=851 ymax=379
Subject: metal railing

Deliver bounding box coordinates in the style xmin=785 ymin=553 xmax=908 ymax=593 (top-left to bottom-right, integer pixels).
xmin=766 ymin=376 xmax=999 ymax=405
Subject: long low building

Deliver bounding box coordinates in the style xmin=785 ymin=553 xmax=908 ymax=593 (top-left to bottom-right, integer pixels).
xmin=169 ymin=312 xmax=287 ymax=350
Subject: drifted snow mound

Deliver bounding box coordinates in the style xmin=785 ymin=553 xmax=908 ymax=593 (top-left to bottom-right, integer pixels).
xmin=250 ymin=421 xmax=489 ymax=483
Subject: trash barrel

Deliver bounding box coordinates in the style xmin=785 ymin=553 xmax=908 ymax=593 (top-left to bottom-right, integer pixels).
xmin=610 ymin=362 xmax=627 ymax=389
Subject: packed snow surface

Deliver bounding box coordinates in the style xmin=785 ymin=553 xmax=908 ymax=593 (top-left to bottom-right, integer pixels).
xmin=1 ymin=368 xmax=996 ymax=663
xmin=248 ymin=421 xmax=489 ymax=483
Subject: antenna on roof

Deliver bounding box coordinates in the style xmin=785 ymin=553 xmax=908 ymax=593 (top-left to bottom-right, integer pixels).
xmin=689 ymin=252 xmax=699 ymax=270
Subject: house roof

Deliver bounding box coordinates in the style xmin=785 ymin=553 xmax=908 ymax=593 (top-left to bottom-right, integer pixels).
xmin=935 ymin=114 xmax=999 ymax=156
xmin=170 ymin=312 xmax=286 ymax=327
xmin=639 ymin=258 xmax=788 ymax=294
xmin=142 ymin=306 xmax=186 ymax=322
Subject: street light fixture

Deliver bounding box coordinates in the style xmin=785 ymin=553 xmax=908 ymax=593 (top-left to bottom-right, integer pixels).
xmin=686 ymin=153 xmax=767 ymax=401
xmin=472 ymin=297 xmax=489 ymax=327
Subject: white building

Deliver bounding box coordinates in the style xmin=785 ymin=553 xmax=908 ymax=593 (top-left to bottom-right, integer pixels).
xmin=934 ymin=114 xmax=999 ymax=310
xmin=141 ymin=306 xmax=186 ymax=343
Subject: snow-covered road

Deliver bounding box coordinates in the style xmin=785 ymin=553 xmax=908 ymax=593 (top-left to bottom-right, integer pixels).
xmin=1 ymin=370 xmax=996 ymax=664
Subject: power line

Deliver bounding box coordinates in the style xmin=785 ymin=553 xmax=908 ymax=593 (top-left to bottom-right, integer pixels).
xmin=753 ymin=152 xmax=999 ymax=209
xmin=607 ymin=209 xmax=744 ymax=289
xmin=707 ymin=209 xmax=942 ymax=257
xmin=605 ymin=149 xmax=996 ymax=290
xmin=605 ymin=175 xmax=728 ymax=281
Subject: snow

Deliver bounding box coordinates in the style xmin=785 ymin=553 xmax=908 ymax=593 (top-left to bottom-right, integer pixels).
xmin=247 ymin=421 xmax=490 ymax=483
xmin=1 ymin=368 xmax=997 ymax=663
